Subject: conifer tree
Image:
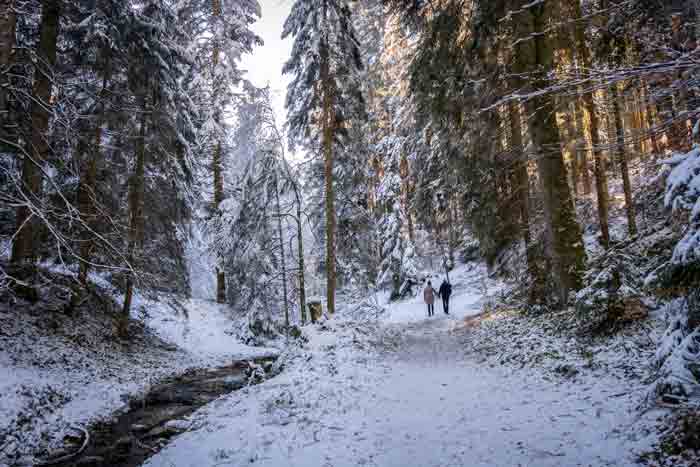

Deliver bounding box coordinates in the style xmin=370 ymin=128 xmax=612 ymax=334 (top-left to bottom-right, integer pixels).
xmin=283 ymin=0 xmax=365 ymax=315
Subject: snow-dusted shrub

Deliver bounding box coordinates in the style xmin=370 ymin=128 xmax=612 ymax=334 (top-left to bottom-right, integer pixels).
xmin=646 ymin=148 xmax=700 ymax=404
xmin=663 ymin=146 xmax=700 ymax=287
xmin=648 ymin=299 xmax=700 ymax=403
xmin=574 ymin=250 xmax=646 ymax=334
xmin=377 ymin=202 xmax=419 ymax=300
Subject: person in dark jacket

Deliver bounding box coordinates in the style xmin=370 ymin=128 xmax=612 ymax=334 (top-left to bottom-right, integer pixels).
xmin=438 ymin=279 xmax=452 ymax=315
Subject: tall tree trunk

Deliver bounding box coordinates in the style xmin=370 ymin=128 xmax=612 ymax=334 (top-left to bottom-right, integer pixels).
xmin=508 ymin=99 xmax=543 ymax=299
xmin=296 ymin=200 xmax=307 ymax=325
xmin=574 ymin=97 xmax=592 ymax=195
xmin=571 ymin=0 xmax=610 ymax=248
xmin=274 ymin=169 xmax=290 ymax=327
xmin=630 ymin=88 xmax=645 ymax=157
xmin=320 ymin=4 xmax=336 ymax=316
xmin=79 ymin=52 xmax=110 ymax=284
xmin=213 ymin=140 xmax=226 ymax=303
xmin=641 ymin=82 xmax=660 ymax=156
xmin=605 ymin=107 xmax=618 ymax=176
xmin=562 ymin=103 xmax=578 ymax=196
xmin=0 ymin=0 xmax=16 ymax=135
xmin=77 ymin=126 xmax=100 ymax=284
xmin=122 ymin=107 xmax=148 ymax=327
xmin=521 ymin=1 xmax=587 ymax=304
xmin=611 ymin=83 xmax=638 ymax=236
xmin=11 ymin=0 xmax=60 ymax=267
xmin=212 ymin=0 xmax=226 ymax=304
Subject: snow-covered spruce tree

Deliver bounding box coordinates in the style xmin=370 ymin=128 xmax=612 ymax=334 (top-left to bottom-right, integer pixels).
xmin=206 ymin=86 xmax=295 ymax=335
xmin=120 ymin=1 xmax=198 ymax=321
xmin=664 ymin=146 xmax=700 ymax=323
xmin=646 ymin=145 xmax=700 ymax=401
xmin=283 ymin=0 xmax=366 ymax=315
xmin=374 ymin=149 xmax=418 ymax=300
xmin=178 ymin=0 xmax=261 ymax=303
xmin=59 ymin=0 xmax=135 ymax=284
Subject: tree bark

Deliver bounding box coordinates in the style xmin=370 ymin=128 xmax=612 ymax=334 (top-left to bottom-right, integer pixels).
xmin=274 ymin=169 xmax=290 ymax=327
xmin=563 ymin=103 xmax=578 ymax=196
xmin=213 ymin=140 xmax=226 ymax=303
xmin=611 ymin=83 xmax=638 ymax=236
xmin=571 ymin=0 xmax=610 ymax=248
xmin=122 ymin=107 xmax=148 ymax=324
xmin=0 ymin=0 xmax=16 ymax=135
xmin=79 ymin=51 xmax=111 ymax=284
xmin=641 ymin=82 xmax=660 ymax=156
xmin=573 ymin=98 xmax=592 ymax=195
xmin=296 ymin=201 xmax=307 ymax=325
xmin=508 ymin=99 xmax=545 ymax=302
xmin=320 ymin=3 xmax=336 ymax=316
xmin=77 ymin=126 xmax=100 ymax=284
xmin=521 ymin=1 xmax=587 ymax=303
xmin=212 ymin=0 xmax=226 ymax=304
xmin=630 ymin=87 xmax=645 ymax=157
xmin=11 ymin=0 xmax=60 ymax=266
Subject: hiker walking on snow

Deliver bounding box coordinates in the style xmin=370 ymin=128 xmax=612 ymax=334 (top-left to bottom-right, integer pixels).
xmin=438 ymin=279 xmax=452 ymax=315
xmin=424 ymin=280 xmax=437 ymax=317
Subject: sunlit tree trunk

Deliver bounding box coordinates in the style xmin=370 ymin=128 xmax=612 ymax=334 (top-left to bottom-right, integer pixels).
xmin=12 ymin=0 xmax=60 ymax=267
xmin=573 ymin=98 xmax=592 ymax=195
xmin=562 ymin=103 xmax=579 ymax=196
xmin=630 ymin=88 xmax=645 ymax=157
xmin=570 ymin=0 xmax=610 ymax=248
xmin=508 ymin=99 xmax=544 ymax=301
xmin=518 ymin=0 xmax=586 ymax=303
xmin=640 ymin=81 xmax=660 ymax=155
xmin=611 ymin=83 xmax=638 ymax=236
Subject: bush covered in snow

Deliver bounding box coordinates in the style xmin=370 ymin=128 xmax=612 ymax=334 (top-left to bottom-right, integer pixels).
xmin=647 ymin=299 xmax=700 ymax=403
xmin=574 ymin=250 xmax=647 ymax=334
xmin=662 ymin=148 xmax=700 ymax=311
xmin=644 ymin=147 xmax=700 ymax=406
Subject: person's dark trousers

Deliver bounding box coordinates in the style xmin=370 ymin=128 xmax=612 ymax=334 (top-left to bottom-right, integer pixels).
xmin=442 ymin=296 xmax=449 ymax=314
xmin=427 ymin=304 xmax=434 ymax=316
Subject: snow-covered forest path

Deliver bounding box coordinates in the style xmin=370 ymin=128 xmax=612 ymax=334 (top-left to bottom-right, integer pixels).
xmin=144 ymin=269 xmax=647 ymax=467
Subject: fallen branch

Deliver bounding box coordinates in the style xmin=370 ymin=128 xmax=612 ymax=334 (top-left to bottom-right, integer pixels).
xmin=36 ymin=426 xmax=89 ymax=466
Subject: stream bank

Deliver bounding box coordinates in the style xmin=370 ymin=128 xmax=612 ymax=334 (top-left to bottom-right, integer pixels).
xmin=39 ymin=356 xmax=278 ymax=467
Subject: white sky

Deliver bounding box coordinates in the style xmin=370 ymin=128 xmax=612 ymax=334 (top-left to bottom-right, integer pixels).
xmin=239 ymin=0 xmax=295 ymax=129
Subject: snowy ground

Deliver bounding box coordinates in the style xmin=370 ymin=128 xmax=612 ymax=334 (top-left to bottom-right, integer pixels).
xmin=0 ymin=293 xmax=276 ymax=466
xmin=143 ymin=263 xmax=659 ymax=467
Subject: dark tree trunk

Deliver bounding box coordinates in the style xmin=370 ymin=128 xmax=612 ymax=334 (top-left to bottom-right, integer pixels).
xmin=122 ymin=107 xmax=148 ymax=327
xmin=571 ymin=0 xmax=610 ymax=248
xmin=0 ymin=0 xmax=16 ymax=135
xmin=520 ymin=0 xmax=587 ymax=303
xmin=12 ymin=0 xmax=60 ymax=266
xmin=611 ymin=84 xmax=638 ymax=236
xmin=321 ymin=3 xmax=336 ymax=316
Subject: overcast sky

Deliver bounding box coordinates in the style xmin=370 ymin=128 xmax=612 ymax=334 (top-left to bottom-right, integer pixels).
xmin=239 ymin=0 xmax=294 ymax=129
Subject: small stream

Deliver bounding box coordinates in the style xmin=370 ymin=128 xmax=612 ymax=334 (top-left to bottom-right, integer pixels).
xmin=40 ymin=357 xmax=278 ymax=467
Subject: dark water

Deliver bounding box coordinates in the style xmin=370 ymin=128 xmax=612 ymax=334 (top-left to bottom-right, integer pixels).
xmin=40 ymin=357 xmax=277 ymax=467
